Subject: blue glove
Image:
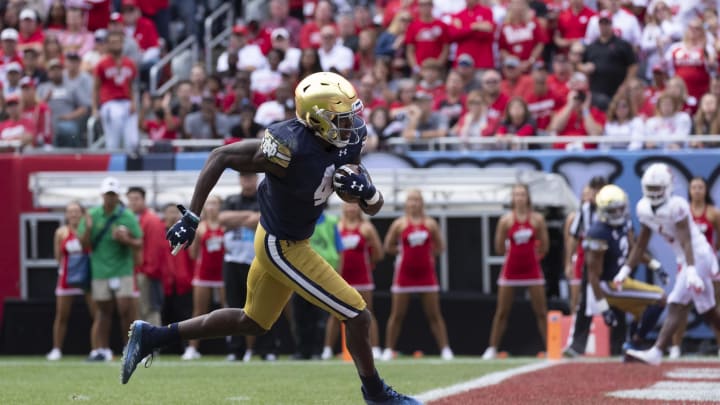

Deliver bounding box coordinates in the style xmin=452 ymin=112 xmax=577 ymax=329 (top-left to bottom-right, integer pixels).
xmin=602 ymin=309 xmax=618 ymax=327
xmin=166 ymin=204 xmax=200 ymax=254
xmin=333 ymin=167 xmax=376 ymax=200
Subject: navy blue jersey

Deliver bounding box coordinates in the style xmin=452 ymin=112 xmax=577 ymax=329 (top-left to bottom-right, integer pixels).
xmin=258 ymin=118 xmax=365 ymax=240
xmin=583 ymin=220 xmax=632 ymax=281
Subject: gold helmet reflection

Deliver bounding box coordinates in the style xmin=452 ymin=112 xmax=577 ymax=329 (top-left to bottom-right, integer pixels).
xmin=595 ymin=184 xmax=629 ymax=226
xmin=295 ymin=72 xmax=365 ymax=148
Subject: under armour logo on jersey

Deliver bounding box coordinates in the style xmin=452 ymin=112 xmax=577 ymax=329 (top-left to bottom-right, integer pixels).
xmin=338 ymin=148 xmax=348 ymax=157
xmin=350 ymin=181 xmax=364 ymax=191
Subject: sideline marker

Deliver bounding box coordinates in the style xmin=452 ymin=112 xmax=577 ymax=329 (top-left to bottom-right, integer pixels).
xmin=341 ymin=324 xmax=352 ymax=362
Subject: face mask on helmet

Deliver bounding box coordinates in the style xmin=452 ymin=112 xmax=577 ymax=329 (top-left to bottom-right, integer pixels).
xmin=641 ymin=163 xmax=672 ymax=206
xmin=600 ymin=203 xmax=628 ymax=226
xmin=596 ymin=185 xmax=629 ymax=226
xmin=311 ymin=100 xmax=365 ymax=148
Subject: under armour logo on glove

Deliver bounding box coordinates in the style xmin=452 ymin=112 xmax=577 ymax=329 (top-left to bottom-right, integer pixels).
xmin=334 ymin=169 xmax=376 ymax=200
xmin=350 ymin=181 xmax=364 ymax=191
xmin=166 ymin=205 xmax=199 ymax=255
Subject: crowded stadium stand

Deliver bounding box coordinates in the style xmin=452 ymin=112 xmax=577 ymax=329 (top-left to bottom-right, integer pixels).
xmin=3 ymin=0 xmax=720 ymax=360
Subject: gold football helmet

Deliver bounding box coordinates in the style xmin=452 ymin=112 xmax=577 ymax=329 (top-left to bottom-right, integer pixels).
xmin=595 ymin=184 xmax=629 ymax=226
xmin=295 ymin=72 xmax=365 ymax=148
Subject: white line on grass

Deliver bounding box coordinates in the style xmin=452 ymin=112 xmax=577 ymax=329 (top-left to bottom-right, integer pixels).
xmin=415 ymin=361 xmax=557 ymax=403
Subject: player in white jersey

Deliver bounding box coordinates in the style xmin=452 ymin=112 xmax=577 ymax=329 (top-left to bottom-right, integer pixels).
xmin=622 ymin=163 xmax=720 ymax=365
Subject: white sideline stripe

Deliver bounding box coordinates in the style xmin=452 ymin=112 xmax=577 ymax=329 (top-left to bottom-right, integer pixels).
xmin=665 ymin=368 xmax=720 ymax=379
xmin=608 ymin=381 xmax=720 ymax=402
xmin=415 ymin=361 xmax=556 ymax=403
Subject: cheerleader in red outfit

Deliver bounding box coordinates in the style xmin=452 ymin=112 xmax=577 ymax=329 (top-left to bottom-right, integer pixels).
xmin=382 ymin=189 xmax=454 ymax=361
xmin=47 ymin=201 xmax=95 ymax=361
xmin=184 ymin=195 xmax=226 ymax=359
xmin=483 ymin=184 xmax=549 ymax=359
xmin=671 ymin=177 xmax=720 ymax=358
xmin=321 ymin=203 xmax=384 ymax=360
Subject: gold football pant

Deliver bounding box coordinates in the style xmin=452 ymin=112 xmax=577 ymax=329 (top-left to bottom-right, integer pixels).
xmin=244 ymin=224 xmax=366 ymax=330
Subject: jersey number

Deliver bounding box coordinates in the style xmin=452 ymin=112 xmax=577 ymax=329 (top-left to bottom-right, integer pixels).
xmin=617 ymin=235 xmax=629 ymax=268
xmin=313 ymin=164 xmax=335 ymax=206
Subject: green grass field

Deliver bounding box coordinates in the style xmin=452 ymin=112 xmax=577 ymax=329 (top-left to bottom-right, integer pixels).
xmin=0 ymin=356 xmax=535 ymax=404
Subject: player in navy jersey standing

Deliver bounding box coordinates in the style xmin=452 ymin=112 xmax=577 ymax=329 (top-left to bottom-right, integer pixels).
xmin=120 ymin=72 xmax=420 ymax=405
xmin=564 ymin=185 xmax=667 ymax=358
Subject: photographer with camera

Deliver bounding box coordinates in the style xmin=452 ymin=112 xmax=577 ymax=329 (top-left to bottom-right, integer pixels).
xmin=548 ymin=72 xmax=605 ymax=150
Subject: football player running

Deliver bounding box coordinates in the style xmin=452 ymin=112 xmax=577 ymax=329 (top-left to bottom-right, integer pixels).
xmin=120 ymin=72 xmax=421 ymax=404
xmin=625 ymin=163 xmax=720 ymax=365
xmin=565 ymin=184 xmax=666 ymax=358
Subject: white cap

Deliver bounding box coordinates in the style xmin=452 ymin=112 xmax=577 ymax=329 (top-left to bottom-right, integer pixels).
xmin=5 ymin=61 xmax=22 ymax=73
xmin=1 ymin=28 xmax=18 ymax=41
xmin=100 ymin=177 xmax=122 ymax=194
xmin=19 ymin=9 xmax=36 ymax=21
xmin=271 ymin=27 xmax=289 ymax=39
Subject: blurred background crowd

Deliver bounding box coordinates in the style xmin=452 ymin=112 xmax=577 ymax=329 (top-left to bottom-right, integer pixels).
xmin=0 ymin=0 xmax=719 ymax=152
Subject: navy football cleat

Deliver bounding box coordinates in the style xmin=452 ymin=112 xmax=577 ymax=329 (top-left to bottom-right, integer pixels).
xmin=362 ymin=381 xmax=422 ymax=405
xmin=121 ymin=320 xmax=154 ymax=384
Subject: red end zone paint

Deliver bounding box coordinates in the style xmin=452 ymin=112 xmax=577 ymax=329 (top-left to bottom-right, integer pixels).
xmin=430 ymin=362 xmax=720 ymax=405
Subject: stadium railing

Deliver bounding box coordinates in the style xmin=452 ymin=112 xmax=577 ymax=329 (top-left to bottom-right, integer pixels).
xmin=204 ymin=2 xmax=235 ymax=74
xmin=149 ymin=35 xmax=200 ymax=96
xmin=3 ymin=134 xmax=720 ymax=154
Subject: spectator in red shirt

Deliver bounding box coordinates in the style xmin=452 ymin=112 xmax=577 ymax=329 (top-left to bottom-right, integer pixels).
xmin=93 ymin=30 xmax=138 ymax=152
xmin=522 ymin=61 xmax=565 ymax=133
xmin=497 ymin=97 xmax=537 ymax=149
xmin=416 ymin=58 xmax=446 ymax=101
xmin=85 ymin=0 xmax=111 ymax=31
xmin=547 ymin=53 xmax=572 ymax=100
xmin=262 ymin=0 xmax=303 ymax=49
xmin=666 ymin=76 xmax=699 ymax=115
xmin=449 ymin=0 xmax=495 ymax=69
xmin=19 ymin=76 xmax=52 ymax=146
xmin=405 ymin=0 xmax=450 ymax=74
xmin=18 ymin=9 xmax=44 ymax=54
xmin=127 ymin=185 xmax=167 ymax=327
xmin=356 ymin=73 xmax=388 ymax=120
xmin=0 ymin=28 xmax=23 ymax=79
xmin=0 ymin=93 xmax=34 ymax=148
xmin=664 ymin=18 xmax=715 ymax=106
xmin=354 ymin=29 xmax=376 ymax=77
xmin=500 ymin=56 xmax=533 ymax=99
xmin=498 ymin=0 xmax=547 ymax=72
xmin=136 ymin=0 xmax=170 ymax=46
xmin=548 ymin=72 xmax=605 ymax=150
xmin=300 ymin=0 xmax=335 ymax=49
xmin=161 ymin=202 xmax=195 ymax=345
xmin=481 ymin=69 xmax=509 ymax=134
xmin=121 ymin=0 xmax=160 ymax=74
xmin=554 ymin=0 xmax=595 ymax=55
xmin=139 ymin=92 xmax=177 ymax=143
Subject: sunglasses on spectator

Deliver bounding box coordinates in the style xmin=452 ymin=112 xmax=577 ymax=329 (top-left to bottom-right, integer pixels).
xmin=483 ymin=79 xmax=500 ymax=84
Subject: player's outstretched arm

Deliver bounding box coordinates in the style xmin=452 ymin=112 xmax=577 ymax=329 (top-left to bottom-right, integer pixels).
xmin=626 ymin=223 xmax=651 ymax=269
xmin=189 ymin=139 xmax=279 ymax=215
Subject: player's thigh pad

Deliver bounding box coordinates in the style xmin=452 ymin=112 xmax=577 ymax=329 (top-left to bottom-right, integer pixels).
xmin=254 ymin=224 xmax=366 ymax=322
xmin=668 ymin=253 xmax=717 ymax=314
